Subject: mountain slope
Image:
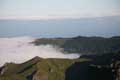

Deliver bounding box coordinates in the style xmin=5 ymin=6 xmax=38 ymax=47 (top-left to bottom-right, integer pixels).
xmin=33 ymin=36 xmax=120 ymax=54
xmin=0 ymin=52 xmax=119 ymax=80
xmin=0 ymin=57 xmax=89 ymax=80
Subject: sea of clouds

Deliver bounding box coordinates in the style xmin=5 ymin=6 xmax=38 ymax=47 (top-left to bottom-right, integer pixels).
xmin=0 ymin=37 xmax=80 ymax=66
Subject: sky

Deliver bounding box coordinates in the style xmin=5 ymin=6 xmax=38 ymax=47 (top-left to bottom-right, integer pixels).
xmin=0 ymin=0 xmax=120 ymax=37
xmin=0 ymin=0 xmax=120 ymax=19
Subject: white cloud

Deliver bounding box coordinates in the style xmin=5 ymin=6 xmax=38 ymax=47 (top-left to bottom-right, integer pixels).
xmin=0 ymin=37 xmax=80 ymax=66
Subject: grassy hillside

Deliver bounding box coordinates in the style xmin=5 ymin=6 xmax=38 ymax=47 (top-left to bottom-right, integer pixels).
xmin=33 ymin=36 xmax=120 ymax=55
xmin=0 ymin=57 xmax=89 ymax=80
xmin=0 ymin=52 xmax=119 ymax=80
xmin=0 ymin=36 xmax=120 ymax=80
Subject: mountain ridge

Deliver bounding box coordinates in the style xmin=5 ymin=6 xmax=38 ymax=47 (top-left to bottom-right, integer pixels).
xmin=0 ymin=52 xmax=119 ymax=80
xmin=33 ymin=36 xmax=120 ymax=55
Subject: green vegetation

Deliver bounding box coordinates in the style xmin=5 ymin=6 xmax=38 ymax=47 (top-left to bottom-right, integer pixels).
xmin=33 ymin=36 xmax=120 ymax=54
xmin=0 ymin=52 xmax=119 ymax=80
xmin=0 ymin=74 xmax=26 ymax=80
xmin=0 ymin=57 xmax=89 ymax=80
xmin=1 ymin=36 xmax=120 ymax=80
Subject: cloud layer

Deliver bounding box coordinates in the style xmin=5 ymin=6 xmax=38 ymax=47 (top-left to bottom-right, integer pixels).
xmin=0 ymin=37 xmax=80 ymax=66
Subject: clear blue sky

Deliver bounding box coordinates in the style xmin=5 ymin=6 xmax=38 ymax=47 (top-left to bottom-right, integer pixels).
xmin=0 ymin=0 xmax=120 ymax=19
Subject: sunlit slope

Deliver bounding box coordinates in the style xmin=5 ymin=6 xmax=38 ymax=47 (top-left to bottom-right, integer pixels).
xmin=0 ymin=57 xmax=89 ymax=80
xmin=0 ymin=52 xmax=119 ymax=80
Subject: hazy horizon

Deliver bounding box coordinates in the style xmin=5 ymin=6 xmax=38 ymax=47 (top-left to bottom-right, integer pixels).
xmin=0 ymin=16 xmax=120 ymax=38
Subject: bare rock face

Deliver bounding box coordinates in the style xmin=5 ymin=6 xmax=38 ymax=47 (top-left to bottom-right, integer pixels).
xmin=33 ymin=71 xmax=48 ymax=80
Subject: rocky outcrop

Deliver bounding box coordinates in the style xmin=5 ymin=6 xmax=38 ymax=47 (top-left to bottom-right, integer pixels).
xmin=33 ymin=71 xmax=48 ymax=80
